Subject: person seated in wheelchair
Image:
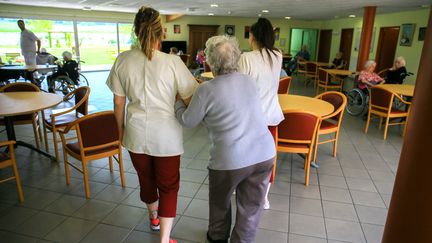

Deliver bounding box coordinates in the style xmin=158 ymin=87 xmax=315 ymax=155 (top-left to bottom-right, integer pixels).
xmin=358 ymin=60 xmax=385 ymax=95
xmin=385 ymin=56 xmax=408 ymax=84
xmin=47 ymin=51 xmax=78 ymax=93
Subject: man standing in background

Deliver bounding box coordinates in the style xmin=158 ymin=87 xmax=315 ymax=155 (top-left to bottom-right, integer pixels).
xmin=17 ymin=19 xmax=41 ymax=84
xmin=18 ymin=19 xmax=41 ymax=65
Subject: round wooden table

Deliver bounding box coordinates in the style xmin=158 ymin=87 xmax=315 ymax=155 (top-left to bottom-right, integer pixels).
xmin=278 ymin=94 xmax=334 ymax=117
xmin=379 ymin=84 xmax=414 ymax=97
xmin=0 ymin=92 xmax=62 ymax=160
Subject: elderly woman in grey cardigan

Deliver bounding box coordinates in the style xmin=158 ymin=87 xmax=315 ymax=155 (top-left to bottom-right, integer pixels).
xmin=175 ymin=35 xmax=275 ymax=243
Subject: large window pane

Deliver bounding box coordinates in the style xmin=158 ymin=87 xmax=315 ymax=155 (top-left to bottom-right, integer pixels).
xmin=77 ymin=21 xmax=117 ymax=70
xmin=119 ymin=23 xmax=134 ymax=53
xmin=0 ymin=18 xmax=74 ymax=64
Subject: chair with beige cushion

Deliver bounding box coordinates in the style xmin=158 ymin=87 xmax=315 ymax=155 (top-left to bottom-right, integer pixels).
xmin=59 ymin=111 xmax=126 ymax=198
xmin=313 ymin=92 xmax=347 ymax=162
xmin=0 ymin=82 xmax=43 ymax=149
xmin=0 ymin=140 xmax=24 ymax=202
xmin=42 ymin=86 xmax=90 ymax=161
xmin=277 ymin=111 xmax=320 ymax=186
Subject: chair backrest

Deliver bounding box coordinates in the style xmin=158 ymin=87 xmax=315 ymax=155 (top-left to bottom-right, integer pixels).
xmin=306 ymin=62 xmax=317 ymax=74
xmin=298 ymin=61 xmax=306 ymax=72
xmin=317 ymin=69 xmax=328 ymax=84
xmin=316 ymin=91 xmax=347 ymax=121
xmin=278 ymin=76 xmax=292 ymax=94
xmin=75 ymin=111 xmax=119 ymax=151
xmin=0 ymin=82 xmax=40 ymax=92
xmin=73 ymin=86 xmax=90 ymax=116
xmin=278 ymin=112 xmax=320 ymax=142
xmin=370 ymin=87 xmax=394 ymax=111
xmin=203 ymin=61 xmax=211 ymax=72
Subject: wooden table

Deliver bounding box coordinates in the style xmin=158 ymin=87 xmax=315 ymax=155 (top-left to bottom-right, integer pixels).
xmin=0 ymin=64 xmax=57 ymax=71
xmin=322 ymin=69 xmax=357 ymax=76
xmin=278 ymin=94 xmax=334 ymax=117
xmin=0 ymin=92 xmax=62 ymax=160
xmin=201 ymin=72 xmax=214 ymax=79
xmin=380 ymin=84 xmax=414 ymax=97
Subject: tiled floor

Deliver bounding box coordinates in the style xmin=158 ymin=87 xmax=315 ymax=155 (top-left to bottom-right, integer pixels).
xmin=0 ymin=72 xmax=406 ymax=242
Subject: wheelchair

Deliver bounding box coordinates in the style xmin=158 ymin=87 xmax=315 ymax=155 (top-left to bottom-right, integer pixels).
xmin=52 ymin=73 xmax=88 ymax=95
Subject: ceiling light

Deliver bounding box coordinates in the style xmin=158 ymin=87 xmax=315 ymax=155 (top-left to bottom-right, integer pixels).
xmin=208 ymin=13 xmax=214 ymax=16
xmin=284 ymin=16 xmax=291 ymax=19
xmin=210 ymin=4 xmax=218 ymax=8
xmin=258 ymin=13 xmax=262 ymax=17
xmin=348 ymin=14 xmax=356 ymax=18
xmin=82 ymin=6 xmax=92 ymax=11
xmin=227 ymin=11 xmax=232 ymax=15
xmin=262 ymin=10 xmax=269 ymax=13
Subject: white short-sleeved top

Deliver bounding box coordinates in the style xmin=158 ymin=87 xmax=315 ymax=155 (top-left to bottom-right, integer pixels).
xmin=20 ymin=29 xmax=39 ymax=53
xmin=106 ymin=49 xmax=198 ymax=156
xmin=238 ymin=49 xmax=284 ymax=126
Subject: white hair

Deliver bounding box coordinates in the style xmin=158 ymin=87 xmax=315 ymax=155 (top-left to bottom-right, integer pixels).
xmin=395 ymin=56 xmax=406 ymax=67
xmin=62 ymin=51 xmax=72 ymax=60
xmin=205 ymin=35 xmax=240 ymax=76
xmin=364 ymin=60 xmax=376 ymax=69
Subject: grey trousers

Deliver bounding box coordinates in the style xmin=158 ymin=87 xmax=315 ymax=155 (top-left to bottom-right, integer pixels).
xmin=208 ymin=158 xmax=274 ymax=243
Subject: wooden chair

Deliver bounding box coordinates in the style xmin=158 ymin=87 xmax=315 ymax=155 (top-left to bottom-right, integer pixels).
xmin=278 ymin=76 xmax=292 ymax=94
xmin=305 ymin=62 xmax=318 ymax=88
xmin=296 ymin=61 xmax=307 ymax=76
xmin=313 ymin=92 xmax=347 ymax=162
xmin=277 ymin=111 xmax=320 ymax=186
xmin=0 ymin=82 xmax=43 ymax=149
xmin=364 ymin=86 xmax=411 ymax=140
xmin=59 ymin=111 xmax=126 ymax=198
xmin=42 ymin=86 xmax=90 ymax=161
xmin=316 ymin=68 xmax=344 ymax=95
xmin=0 ymin=141 xmax=24 ymax=202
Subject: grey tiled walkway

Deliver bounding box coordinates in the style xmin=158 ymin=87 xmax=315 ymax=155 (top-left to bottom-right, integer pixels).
xmin=0 ymin=72 xmax=405 ymax=242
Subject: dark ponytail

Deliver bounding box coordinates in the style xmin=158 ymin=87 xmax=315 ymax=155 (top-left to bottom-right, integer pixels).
xmin=250 ymin=18 xmax=280 ymax=66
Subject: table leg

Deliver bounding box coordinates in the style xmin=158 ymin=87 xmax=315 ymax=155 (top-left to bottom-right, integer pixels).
xmin=3 ymin=116 xmax=56 ymax=161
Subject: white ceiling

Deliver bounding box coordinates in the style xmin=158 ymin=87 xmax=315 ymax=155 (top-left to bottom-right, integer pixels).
xmin=1 ymin=0 xmax=431 ymax=20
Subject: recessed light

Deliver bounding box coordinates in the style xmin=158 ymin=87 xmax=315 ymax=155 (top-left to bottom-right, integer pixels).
xmin=208 ymin=13 xmax=214 ymax=16
xmin=227 ymin=11 xmax=232 ymax=15
xmin=258 ymin=13 xmax=262 ymax=17
xmin=210 ymin=4 xmax=218 ymax=8
xmin=262 ymin=10 xmax=269 ymax=13
xmin=82 ymin=6 xmax=92 ymax=11
xmin=348 ymin=14 xmax=356 ymax=18
xmin=284 ymin=16 xmax=291 ymax=19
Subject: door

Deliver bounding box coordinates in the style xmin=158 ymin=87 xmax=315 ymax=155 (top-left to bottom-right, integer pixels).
xmin=188 ymin=25 xmax=219 ymax=59
xmin=317 ymin=29 xmax=332 ymax=62
xmin=339 ymin=28 xmax=354 ymax=69
xmin=302 ymin=29 xmax=319 ymax=61
xmin=375 ymin=26 xmax=400 ymax=72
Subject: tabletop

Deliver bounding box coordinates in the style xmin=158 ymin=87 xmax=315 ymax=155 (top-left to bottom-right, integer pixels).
xmin=201 ymin=72 xmax=214 ymax=79
xmin=278 ymin=94 xmax=334 ymax=117
xmin=0 ymin=65 xmax=57 ymax=71
xmin=0 ymin=92 xmax=62 ymax=116
xmin=322 ymin=69 xmax=357 ymax=76
xmin=379 ymin=84 xmax=415 ymax=97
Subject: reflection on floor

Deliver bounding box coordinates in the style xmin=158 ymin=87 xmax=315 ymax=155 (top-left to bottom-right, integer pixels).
xmin=0 ymin=72 xmax=405 ymax=243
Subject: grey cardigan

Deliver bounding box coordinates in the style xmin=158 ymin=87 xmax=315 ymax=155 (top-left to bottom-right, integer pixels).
xmin=175 ymin=72 xmax=275 ymax=170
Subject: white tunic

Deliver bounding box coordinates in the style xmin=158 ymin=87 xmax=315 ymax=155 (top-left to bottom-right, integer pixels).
xmin=238 ymin=49 xmax=284 ymax=126
xmin=106 ymin=49 xmax=198 ymax=156
xmin=20 ymin=29 xmax=39 ymax=54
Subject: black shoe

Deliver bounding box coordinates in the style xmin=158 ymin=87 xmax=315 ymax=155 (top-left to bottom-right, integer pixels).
xmin=207 ymin=232 xmax=228 ymax=243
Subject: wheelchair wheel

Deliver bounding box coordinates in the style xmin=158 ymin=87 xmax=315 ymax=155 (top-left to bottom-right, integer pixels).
xmin=346 ymin=88 xmax=367 ymax=116
xmin=78 ymin=73 xmax=89 ymax=87
xmin=52 ymin=75 xmax=76 ymax=100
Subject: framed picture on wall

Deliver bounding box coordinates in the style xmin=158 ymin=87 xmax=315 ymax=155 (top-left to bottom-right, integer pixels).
xmin=174 ymin=24 xmax=181 ymax=34
xmin=225 ymin=25 xmax=235 ymax=36
xmin=244 ymin=26 xmax=250 ymax=39
xmin=400 ymin=23 xmax=416 ymax=46
xmin=418 ymin=27 xmax=427 ymax=41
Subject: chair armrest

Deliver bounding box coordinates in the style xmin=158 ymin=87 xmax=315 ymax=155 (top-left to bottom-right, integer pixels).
xmin=0 ymin=140 xmax=16 ymax=147
xmin=394 ymin=93 xmax=412 ymax=105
